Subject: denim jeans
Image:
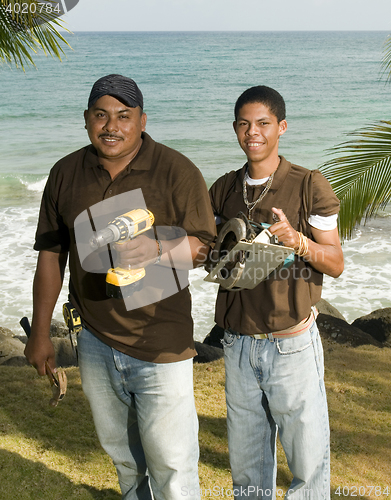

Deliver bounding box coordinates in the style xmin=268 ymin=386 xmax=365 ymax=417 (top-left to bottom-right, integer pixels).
xmin=77 ymin=327 xmax=200 ymax=500
xmin=222 ymin=322 xmax=330 ymax=500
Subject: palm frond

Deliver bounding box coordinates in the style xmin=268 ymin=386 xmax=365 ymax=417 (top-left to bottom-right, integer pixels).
xmin=381 ymin=34 xmax=391 ymax=83
xmin=320 ymin=121 xmax=391 ymax=240
xmin=0 ymin=0 xmax=71 ymax=70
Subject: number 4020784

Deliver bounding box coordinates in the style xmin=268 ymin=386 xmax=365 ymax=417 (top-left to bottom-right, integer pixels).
xmin=5 ymin=2 xmax=62 ymax=15
xmin=335 ymin=485 xmax=390 ymax=497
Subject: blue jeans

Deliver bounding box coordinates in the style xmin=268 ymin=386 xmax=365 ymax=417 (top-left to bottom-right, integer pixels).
xmin=77 ymin=327 xmax=200 ymax=500
xmin=223 ymin=322 xmax=330 ymax=500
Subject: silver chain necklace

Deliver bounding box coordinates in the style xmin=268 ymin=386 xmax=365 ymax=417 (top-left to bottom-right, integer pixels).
xmin=242 ymin=169 xmax=274 ymax=219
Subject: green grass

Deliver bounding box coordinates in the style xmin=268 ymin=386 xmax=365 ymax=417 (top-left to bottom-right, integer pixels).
xmin=0 ymin=340 xmax=390 ymax=499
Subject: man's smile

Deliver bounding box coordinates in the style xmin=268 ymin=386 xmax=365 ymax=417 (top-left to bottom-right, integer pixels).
xmin=99 ymin=134 xmax=123 ymax=142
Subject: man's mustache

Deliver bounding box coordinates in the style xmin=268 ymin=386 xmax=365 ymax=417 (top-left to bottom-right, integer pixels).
xmin=99 ymin=134 xmax=123 ymax=140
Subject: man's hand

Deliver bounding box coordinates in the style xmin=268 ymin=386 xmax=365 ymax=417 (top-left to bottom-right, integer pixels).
xmin=24 ymin=334 xmax=56 ymax=377
xmin=269 ymin=207 xmax=300 ymax=249
xmin=115 ymin=235 xmax=210 ymax=270
xmin=269 ymin=207 xmax=344 ymax=278
xmin=114 ymin=235 xmax=159 ymax=269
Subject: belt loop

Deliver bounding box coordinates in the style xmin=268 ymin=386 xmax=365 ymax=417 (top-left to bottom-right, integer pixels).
xmin=267 ymin=332 xmax=274 ymax=342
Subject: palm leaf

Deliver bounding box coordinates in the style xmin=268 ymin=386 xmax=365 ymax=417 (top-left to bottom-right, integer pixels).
xmin=320 ymin=121 xmax=391 ymax=240
xmin=0 ymin=0 xmax=71 ymax=70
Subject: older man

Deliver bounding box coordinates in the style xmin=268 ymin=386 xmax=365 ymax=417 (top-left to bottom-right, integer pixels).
xmin=25 ymin=74 xmax=216 ymax=500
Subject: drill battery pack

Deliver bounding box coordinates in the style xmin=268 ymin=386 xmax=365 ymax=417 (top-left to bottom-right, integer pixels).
xmin=63 ymin=302 xmax=82 ymax=334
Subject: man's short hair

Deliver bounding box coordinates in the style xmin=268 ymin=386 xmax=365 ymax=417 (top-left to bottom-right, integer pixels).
xmin=234 ymin=86 xmax=286 ymax=123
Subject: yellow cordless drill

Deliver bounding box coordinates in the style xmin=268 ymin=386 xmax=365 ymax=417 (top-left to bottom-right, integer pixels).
xmin=89 ymin=208 xmax=155 ymax=298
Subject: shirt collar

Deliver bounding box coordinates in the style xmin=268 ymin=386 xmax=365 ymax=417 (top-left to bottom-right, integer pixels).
xmin=234 ymin=156 xmax=292 ymax=192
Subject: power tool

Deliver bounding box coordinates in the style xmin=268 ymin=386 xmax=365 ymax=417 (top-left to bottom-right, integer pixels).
xmin=205 ymin=212 xmax=294 ymax=291
xmin=89 ymin=208 xmax=155 ymax=298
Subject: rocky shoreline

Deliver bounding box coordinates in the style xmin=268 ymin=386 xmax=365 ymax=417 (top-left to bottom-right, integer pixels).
xmin=1 ymin=300 xmax=390 ymax=367
xmin=0 ymin=320 xmax=77 ymax=368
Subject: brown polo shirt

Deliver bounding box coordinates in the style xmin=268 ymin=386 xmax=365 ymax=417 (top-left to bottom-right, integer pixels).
xmin=209 ymin=156 xmax=340 ymax=335
xmin=34 ymin=132 xmax=216 ymax=362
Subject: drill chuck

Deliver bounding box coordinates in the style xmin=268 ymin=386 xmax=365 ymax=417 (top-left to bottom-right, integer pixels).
xmin=90 ymin=225 xmax=123 ymax=250
xmin=89 ymin=209 xmax=154 ymax=250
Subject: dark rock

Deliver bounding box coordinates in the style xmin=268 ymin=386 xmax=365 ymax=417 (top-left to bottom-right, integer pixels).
xmin=51 ymin=338 xmax=78 ymax=367
xmin=14 ymin=335 xmax=28 ymax=345
xmin=351 ymin=308 xmax=391 ymax=347
xmin=315 ymin=299 xmax=346 ymax=321
xmin=0 ymin=333 xmax=26 ymax=365
xmin=202 ymin=324 xmax=224 ymax=349
xmin=317 ymin=314 xmax=383 ymax=348
xmin=50 ymin=319 xmax=69 ymax=338
xmin=194 ymin=341 xmax=224 ymax=363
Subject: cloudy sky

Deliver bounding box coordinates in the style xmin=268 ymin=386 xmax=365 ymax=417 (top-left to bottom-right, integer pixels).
xmin=61 ymin=0 xmax=391 ymax=32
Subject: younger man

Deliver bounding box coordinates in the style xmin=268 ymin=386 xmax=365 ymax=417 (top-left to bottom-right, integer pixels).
xmin=209 ymin=86 xmax=343 ymax=499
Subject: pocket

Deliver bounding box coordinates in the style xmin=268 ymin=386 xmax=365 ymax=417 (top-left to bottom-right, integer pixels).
xmin=276 ymin=328 xmax=312 ymax=355
xmin=221 ymin=329 xmax=239 ymax=349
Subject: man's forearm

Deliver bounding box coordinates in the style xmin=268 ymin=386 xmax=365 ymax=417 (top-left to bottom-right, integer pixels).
xmin=303 ymin=238 xmax=344 ymax=278
xmin=31 ymin=250 xmax=68 ymax=335
xmin=304 ymin=227 xmax=344 ymax=278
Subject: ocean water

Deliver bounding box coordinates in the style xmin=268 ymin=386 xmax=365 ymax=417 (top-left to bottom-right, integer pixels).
xmin=1 ymin=31 xmax=391 ymax=339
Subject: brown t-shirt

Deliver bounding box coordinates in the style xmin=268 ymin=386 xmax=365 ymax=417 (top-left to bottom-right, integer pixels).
xmin=209 ymin=156 xmax=340 ymax=335
xmin=34 ymin=132 xmax=216 ymax=362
